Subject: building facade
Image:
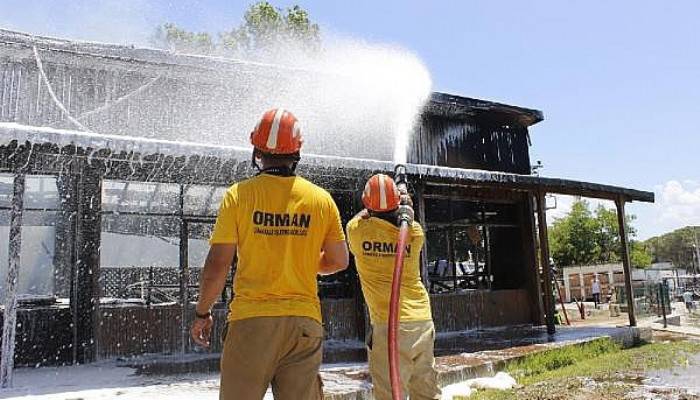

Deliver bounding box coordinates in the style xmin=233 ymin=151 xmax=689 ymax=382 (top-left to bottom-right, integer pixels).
xmin=0 ymin=29 xmax=653 ymax=366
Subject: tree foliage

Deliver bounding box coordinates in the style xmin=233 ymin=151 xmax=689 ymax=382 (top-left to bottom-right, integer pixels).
xmin=152 ymin=2 xmax=320 ymax=55
xmin=645 ymin=226 xmax=700 ymax=270
xmin=152 ymin=23 xmax=214 ymax=54
xmin=549 ymin=200 xmax=651 ymax=268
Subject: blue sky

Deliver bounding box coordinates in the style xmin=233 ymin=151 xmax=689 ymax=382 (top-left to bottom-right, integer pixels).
xmin=1 ymin=0 xmax=699 ymax=239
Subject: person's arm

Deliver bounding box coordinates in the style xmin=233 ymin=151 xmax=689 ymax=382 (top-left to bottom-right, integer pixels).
xmin=319 ymin=240 xmax=349 ymax=275
xmin=353 ymin=208 xmax=370 ymax=220
xmin=197 ymin=244 xmax=236 ymax=314
xmin=191 ymin=244 xmax=236 ymax=348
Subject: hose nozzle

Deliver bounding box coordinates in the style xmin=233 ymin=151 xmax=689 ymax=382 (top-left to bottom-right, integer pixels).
xmin=394 ymin=164 xmax=408 ymax=194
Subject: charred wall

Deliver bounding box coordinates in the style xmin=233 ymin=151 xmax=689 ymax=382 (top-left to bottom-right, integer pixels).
xmin=409 ymin=115 xmax=531 ymax=174
xmin=0 ymin=306 xmax=73 ymax=366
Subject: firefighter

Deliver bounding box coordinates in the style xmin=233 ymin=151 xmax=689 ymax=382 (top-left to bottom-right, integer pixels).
xmin=346 ymin=174 xmax=441 ymax=400
xmin=190 ymin=109 xmax=349 ymax=400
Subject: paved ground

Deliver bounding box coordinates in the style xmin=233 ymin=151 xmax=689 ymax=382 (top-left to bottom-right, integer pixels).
xmin=0 ymin=326 xmax=647 ymax=400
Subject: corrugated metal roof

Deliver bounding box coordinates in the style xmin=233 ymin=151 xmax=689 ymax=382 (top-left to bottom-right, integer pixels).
xmin=0 ymin=28 xmax=543 ymax=127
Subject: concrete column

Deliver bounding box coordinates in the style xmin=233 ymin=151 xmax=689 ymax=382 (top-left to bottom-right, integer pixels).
xmin=580 ymin=273 xmax=585 ymax=300
xmin=563 ymin=270 xmax=571 ymax=303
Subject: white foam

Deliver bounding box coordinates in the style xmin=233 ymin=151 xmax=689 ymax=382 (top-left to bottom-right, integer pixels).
xmin=440 ymin=372 xmax=517 ymax=399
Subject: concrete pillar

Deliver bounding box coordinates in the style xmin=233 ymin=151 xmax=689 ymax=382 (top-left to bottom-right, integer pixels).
xmin=563 ymin=269 xmax=571 ymax=303
xmin=580 ymin=273 xmax=585 ymax=300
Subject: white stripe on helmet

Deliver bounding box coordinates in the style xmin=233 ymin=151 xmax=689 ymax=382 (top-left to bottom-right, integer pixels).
xmin=378 ymin=175 xmax=388 ymax=210
xmin=292 ymin=120 xmax=301 ymax=139
xmin=266 ymin=109 xmax=286 ymax=150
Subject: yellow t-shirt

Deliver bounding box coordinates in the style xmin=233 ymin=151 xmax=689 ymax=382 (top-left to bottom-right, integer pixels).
xmin=346 ymin=216 xmax=432 ymax=324
xmin=209 ymin=173 xmax=345 ymax=323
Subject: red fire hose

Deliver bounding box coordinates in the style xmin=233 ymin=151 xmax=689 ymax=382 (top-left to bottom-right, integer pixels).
xmin=388 ymin=220 xmax=410 ymax=400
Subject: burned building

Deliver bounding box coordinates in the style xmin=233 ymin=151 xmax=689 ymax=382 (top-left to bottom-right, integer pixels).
xmin=0 ymin=29 xmax=653 ymax=366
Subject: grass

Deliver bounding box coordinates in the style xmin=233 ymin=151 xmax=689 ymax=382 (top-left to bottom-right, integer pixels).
xmin=468 ymin=338 xmax=700 ymax=400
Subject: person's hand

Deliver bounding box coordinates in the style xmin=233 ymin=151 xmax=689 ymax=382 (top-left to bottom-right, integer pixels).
xmin=397 ymin=204 xmax=414 ymax=225
xmin=397 ymin=186 xmax=414 ymax=207
xmin=191 ymin=313 xmax=214 ymax=348
xmin=358 ymin=209 xmax=370 ymax=219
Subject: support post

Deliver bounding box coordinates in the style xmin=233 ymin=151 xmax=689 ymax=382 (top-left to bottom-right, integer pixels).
xmin=524 ymin=195 xmax=545 ymax=324
xmin=179 ymin=226 xmax=189 ymax=353
xmin=54 ymin=173 xmax=78 ymax=298
xmin=536 ymin=192 xmax=556 ymax=334
xmin=1 ymin=173 xmax=25 ymax=388
xmin=72 ymin=164 xmax=102 ymax=363
xmin=615 ymin=196 xmax=637 ymax=327
xmin=416 ymin=185 xmax=429 ymax=288
xmin=179 ymin=185 xmax=190 ymax=354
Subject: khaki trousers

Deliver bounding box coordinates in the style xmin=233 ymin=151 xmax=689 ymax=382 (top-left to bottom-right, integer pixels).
xmin=368 ymin=321 xmax=441 ymax=400
xmin=220 ymin=316 xmax=324 ymax=400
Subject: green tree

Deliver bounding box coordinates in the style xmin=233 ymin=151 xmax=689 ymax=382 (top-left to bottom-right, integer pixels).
xmin=549 ymin=200 xmax=649 ymax=268
xmin=549 ymin=200 xmax=599 ymax=266
xmin=593 ymin=205 xmax=621 ymax=263
xmin=645 ymin=226 xmax=700 ymax=270
xmin=220 ymin=3 xmax=320 ymax=54
xmin=151 ymin=23 xmax=214 ymax=54
xmin=630 ymin=241 xmax=653 ymax=268
xmin=152 ymin=2 xmax=320 ymax=55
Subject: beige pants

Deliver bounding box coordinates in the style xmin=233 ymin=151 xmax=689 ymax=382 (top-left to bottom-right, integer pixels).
xmin=220 ymin=316 xmax=324 ymax=400
xmin=368 ymin=321 xmax=441 ymax=400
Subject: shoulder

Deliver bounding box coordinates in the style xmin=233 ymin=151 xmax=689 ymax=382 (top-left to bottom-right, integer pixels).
xmin=222 ymin=182 xmax=240 ymax=201
xmin=346 ymin=216 xmax=362 ymax=233
xmin=296 ymin=177 xmax=333 ymax=198
xmin=410 ymin=221 xmax=425 ymax=237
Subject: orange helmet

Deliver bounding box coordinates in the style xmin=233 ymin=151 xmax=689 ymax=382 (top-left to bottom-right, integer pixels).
xmin=362 ymin=174 xmax=401 ymax=212
xmin=250 ymin=108 xmax=303 ymax=155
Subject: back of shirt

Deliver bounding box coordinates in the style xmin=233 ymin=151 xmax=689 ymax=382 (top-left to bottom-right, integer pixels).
xmin=347 ymin=216 xmax=432 ymax=324
xmin=210 ymin=174 xmax=345 ymax=323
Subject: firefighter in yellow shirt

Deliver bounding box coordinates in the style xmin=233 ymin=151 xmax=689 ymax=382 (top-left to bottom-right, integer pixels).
xmin=190 ymin=109 xmax=349 ymax=400
xmin=347 ymin=174 xmax=441 ymax=400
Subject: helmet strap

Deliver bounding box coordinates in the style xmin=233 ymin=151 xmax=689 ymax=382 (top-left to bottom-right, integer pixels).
xmin=252 ymin=149 xmax=300 ymax=177
xmin=251 ymin=151 xmax=262 ymax=172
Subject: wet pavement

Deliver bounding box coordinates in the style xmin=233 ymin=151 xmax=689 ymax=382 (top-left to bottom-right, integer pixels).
xmin=321 ymin=325 xmax=649 ymax=399
xmin=434 ymin=324 xmax=637 ymax=356
xmin=644 ymin=353 xmax=700 ymax=395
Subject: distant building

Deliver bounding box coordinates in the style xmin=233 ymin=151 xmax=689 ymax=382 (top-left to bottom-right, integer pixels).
xmin=561 ymin=264 xmax=625 ymax=302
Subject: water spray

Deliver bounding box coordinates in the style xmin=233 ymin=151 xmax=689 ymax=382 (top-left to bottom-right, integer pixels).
xmin=388 ymin=163 xmax=410 ymax=400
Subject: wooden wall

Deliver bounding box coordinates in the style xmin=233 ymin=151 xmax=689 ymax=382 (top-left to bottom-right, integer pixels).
xmin=1 ymin=290 xmax=532 ymax=365
xmin=430 ymin=289 xmax=532 ymax=332
xmin=0 ymin=306 xmax=73 ymax=366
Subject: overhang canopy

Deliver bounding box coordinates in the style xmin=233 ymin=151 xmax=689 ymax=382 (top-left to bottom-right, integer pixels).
xmin=0 ymin=123 xmax=654 ymax=203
